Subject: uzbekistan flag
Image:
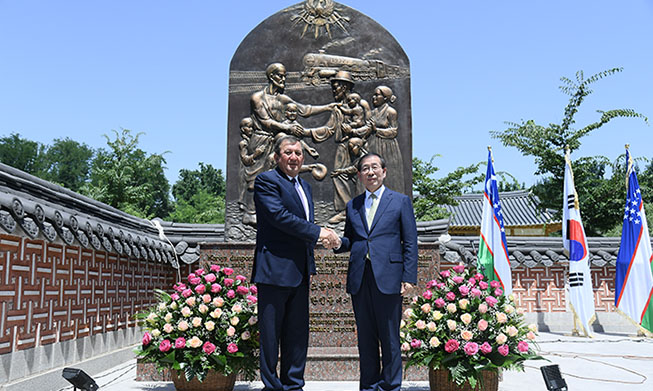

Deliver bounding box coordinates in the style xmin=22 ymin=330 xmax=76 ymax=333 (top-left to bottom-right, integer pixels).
xmin=478 ymin=148 xmax=512 ymax=295
xmin=562 ymin=148 xmax=596 ymax=337
xmin=615 ymin=147 xmax=653 ymax=335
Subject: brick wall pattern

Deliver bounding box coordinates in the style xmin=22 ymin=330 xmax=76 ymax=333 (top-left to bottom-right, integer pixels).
xmin=0 ymin=233 xmax=176 ymax=355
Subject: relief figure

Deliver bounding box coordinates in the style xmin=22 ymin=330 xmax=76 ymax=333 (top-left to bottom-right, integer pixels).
xmin=365 ymin=85 xmax=404 ymax=193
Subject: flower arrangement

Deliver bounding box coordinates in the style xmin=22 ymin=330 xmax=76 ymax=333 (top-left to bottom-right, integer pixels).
xmin=136 ymin=265 xmax=259 ymax=382
xmin=400 ymin=264 xmax=542 ymax=388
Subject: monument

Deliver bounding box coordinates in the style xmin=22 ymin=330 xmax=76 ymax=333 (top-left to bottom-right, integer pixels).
xmin=209 ymin=1 xmax=433 ymax=380
xmin=224 ymin=0 xmax=413 ymax=241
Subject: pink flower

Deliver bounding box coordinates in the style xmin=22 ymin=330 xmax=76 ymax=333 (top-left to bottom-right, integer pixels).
xmin=187 ymin=273 xmax=196 ymax=281
xmin=478 ymin=303 xmax=488 ymax=314
xmin=468 ymin=278 xmax=477 ymax=286
xmin=236 ymin=275 xmax=247 ymax=282
xmin=171 ymin=293 xmax=180 ymax=300
xmin=189 ymin=277 xmax=202 ymax=285
xmin=434 ymin=298 xmax=445 ymax=308
xmin=410 ymin=339 xmax=422 ymax=348
xmin=436 ymin=282 xmax=446 ymax=290
xmin=203 ymin=341 xmax=216 ymax=355
xmin=175 ymin=337 xmax=186 ymax=349
xmin=479 ymin=281 xmax=489 ymax=290
xmin=159 ymin=339 xmax=172 ymax=352
xmin=202 ymin=294 xmax=211 ymax=303
xmin=223 ymin=267 xmax=234 ymax=276
xmin=470 ymin=288 xmax=482 ymax=298
xmin=494 ymin=288 xmax=503 ymax=297
xmin=204 ymin=273 xmax=216 ymax=283
xmin=250 ymin=285 xmax=258 ymax=295
xmin=173 ymin=282 xmax=185 ymax=292
xmin=195 ymin=284 xmax=206 ymax=294
xmin=490 ymin=280 xmax=501 ymax=289
xmin=477 ymin=319 xmax=489 ymax=331
xmin=224 ymin=278 xmax=234 ymax=287
xmin=474 ymin=273 xmax=484 ymax=281
xmin=498 ymin=344 xmax=509 ymax=356
xmin=247 ymin=295 xmax=258 ymax=304
xmin=445 ymin=292 xmax=456 ymax=301
xmin=440 ymin=270 xmax=450 ymax=278
xmin=142 ymin=332 xmax=152 ymax=346
xmin=479 ymin=342 xmax=492 ymax=354
xmin=194 ymin=268 xmax=205 ymax=276
xmin=463 ymin=342 xmax=479 ymax=356
xmin=211 ymin=283 xmax=222 ymax=293
xmin=227 ymin=290 xmax=236 ymax=299
xmin=182 ymin=289 xmax=192 ymax=298
xmin=458 ymin=285 xmax=470 ymax=296
xmin=227 ymin=343 xmax=238 ymax=353
xmin=485 ymin=296 xmax=498 ymax=307
xmin=452 ymin=276 xmax=464 ymax=284
xmin=425 ymin=280 xmax=436 ymax=289
xmin=210 ymin=264 xmax=221 ymax=272
xmin=422 ymin=290 xmax=433 ymax=299
xmin=444 ymin=339 xmax=460 ymax=353
xmin=453 ymin=264 xmax=465 ymax=273
xmin=518 ymin=341 xmax=529 ymax=353
xmin=237 ymin=286 xmax=249 ymax=295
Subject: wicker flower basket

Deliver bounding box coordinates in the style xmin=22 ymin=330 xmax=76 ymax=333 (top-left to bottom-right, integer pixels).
xmin=171 ymin=370 xmax=236 ymax=391
xmin=428 ymin=368 xmax=499 ymax=391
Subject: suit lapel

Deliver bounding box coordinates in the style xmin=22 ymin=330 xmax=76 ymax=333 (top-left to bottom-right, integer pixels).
xmin=369 ymin=190 xmax=393 ymax=233
xmin=353 ymin=194 xmax=369 ymax=233
xmin=275 ymin=168 xmax=304 ymax=217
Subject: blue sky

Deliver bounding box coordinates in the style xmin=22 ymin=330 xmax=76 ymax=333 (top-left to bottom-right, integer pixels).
xmin=1 ymin=0 xmax=651 ymax=188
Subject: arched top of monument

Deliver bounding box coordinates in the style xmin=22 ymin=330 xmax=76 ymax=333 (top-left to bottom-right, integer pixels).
xmin=230 ymin=0 xmax=409 ymax=73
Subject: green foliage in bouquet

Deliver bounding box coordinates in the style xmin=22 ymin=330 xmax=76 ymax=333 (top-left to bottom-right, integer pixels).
xmin=401 ymin=264 xmax=543 ymax=388
xmin=135 ymin=265 xmax=259 ymax=382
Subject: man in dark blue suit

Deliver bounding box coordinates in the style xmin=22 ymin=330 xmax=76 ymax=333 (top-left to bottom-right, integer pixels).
xmin=253 ymin=135 xmax=338 ymax=391
xmin=335 ymin=153 xmax=418 ymax=391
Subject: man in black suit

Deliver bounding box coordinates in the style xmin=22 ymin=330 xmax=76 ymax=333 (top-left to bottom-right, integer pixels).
xmin=335 ymin=153 xmax=418 ymax=391
xmin=253 ymin=135 xmax=338 ymax=391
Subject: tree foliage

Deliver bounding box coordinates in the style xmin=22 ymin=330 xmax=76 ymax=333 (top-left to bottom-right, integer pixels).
xmin=491 ymin=68 xmax=648 ymax=235
xmin=42 ymin=137 xmax=94 ymax=192
xmin=82 ymin=129 xmax=171 ymax=219
xmin=0 ymin=133 xmax=48 ymax=175
xmin=169 ymin=163 xmax=225 ymax=224
xmin=412 ymin=156 xmax=485 ymax=221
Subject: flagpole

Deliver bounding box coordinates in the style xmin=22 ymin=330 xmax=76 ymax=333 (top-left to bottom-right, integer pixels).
xmin=488 ymin=145 xmax=493 ymax=164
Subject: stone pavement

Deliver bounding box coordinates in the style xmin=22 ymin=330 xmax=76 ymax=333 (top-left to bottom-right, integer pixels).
xmin=53 ymin=332 xmax=653 ymax=391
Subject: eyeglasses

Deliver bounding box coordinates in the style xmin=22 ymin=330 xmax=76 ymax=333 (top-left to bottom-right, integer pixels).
xmin=360 ymin=165 xmax=383 ymax=173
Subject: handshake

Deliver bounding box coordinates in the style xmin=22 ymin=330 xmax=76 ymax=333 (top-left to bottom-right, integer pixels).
xmin=319 ymin=227 xmax=341 ymax=250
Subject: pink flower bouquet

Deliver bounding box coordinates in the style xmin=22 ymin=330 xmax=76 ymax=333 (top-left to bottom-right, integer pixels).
xmin=136 ymin=265 xmax=259 ymax=381
xmin=401 ymin=264 xmax=542 ymax=388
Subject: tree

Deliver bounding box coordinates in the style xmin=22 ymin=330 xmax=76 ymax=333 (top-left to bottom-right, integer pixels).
xmin=0 ymin=133 xmax=48 ymax=175
xmin=491 ymin=68 xmax=648 ymax=235
xmin=169 ymin=163 xmax=226 ymax=224
xmin=412 ymin=156 xmax=484 ymax=221
xmin=82 ymin=129 xmax=171 ymax=218
xmin=42 ymin=137 xmax=94 ymax=192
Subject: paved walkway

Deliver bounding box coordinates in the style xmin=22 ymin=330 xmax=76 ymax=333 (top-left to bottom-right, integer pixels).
xmin=63 ymin=332 xmax=653 ymax=391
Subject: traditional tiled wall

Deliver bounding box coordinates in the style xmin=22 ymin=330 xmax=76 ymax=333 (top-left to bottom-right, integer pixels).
xmin=510 ymin=266 xmax=616 ymax=313
xmin=0 ymin=233 xmax=176 ymax=356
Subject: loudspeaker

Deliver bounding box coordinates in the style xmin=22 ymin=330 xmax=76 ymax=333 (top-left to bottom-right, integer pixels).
xmin=540 ymin=364 xmax=568 ymax=391
xmin=62 ymin=367 xmax=99 ymax=391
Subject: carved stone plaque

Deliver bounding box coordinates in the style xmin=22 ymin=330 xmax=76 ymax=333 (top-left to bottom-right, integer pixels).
xmin=225 ymin=1 xmax=412 ymax=241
